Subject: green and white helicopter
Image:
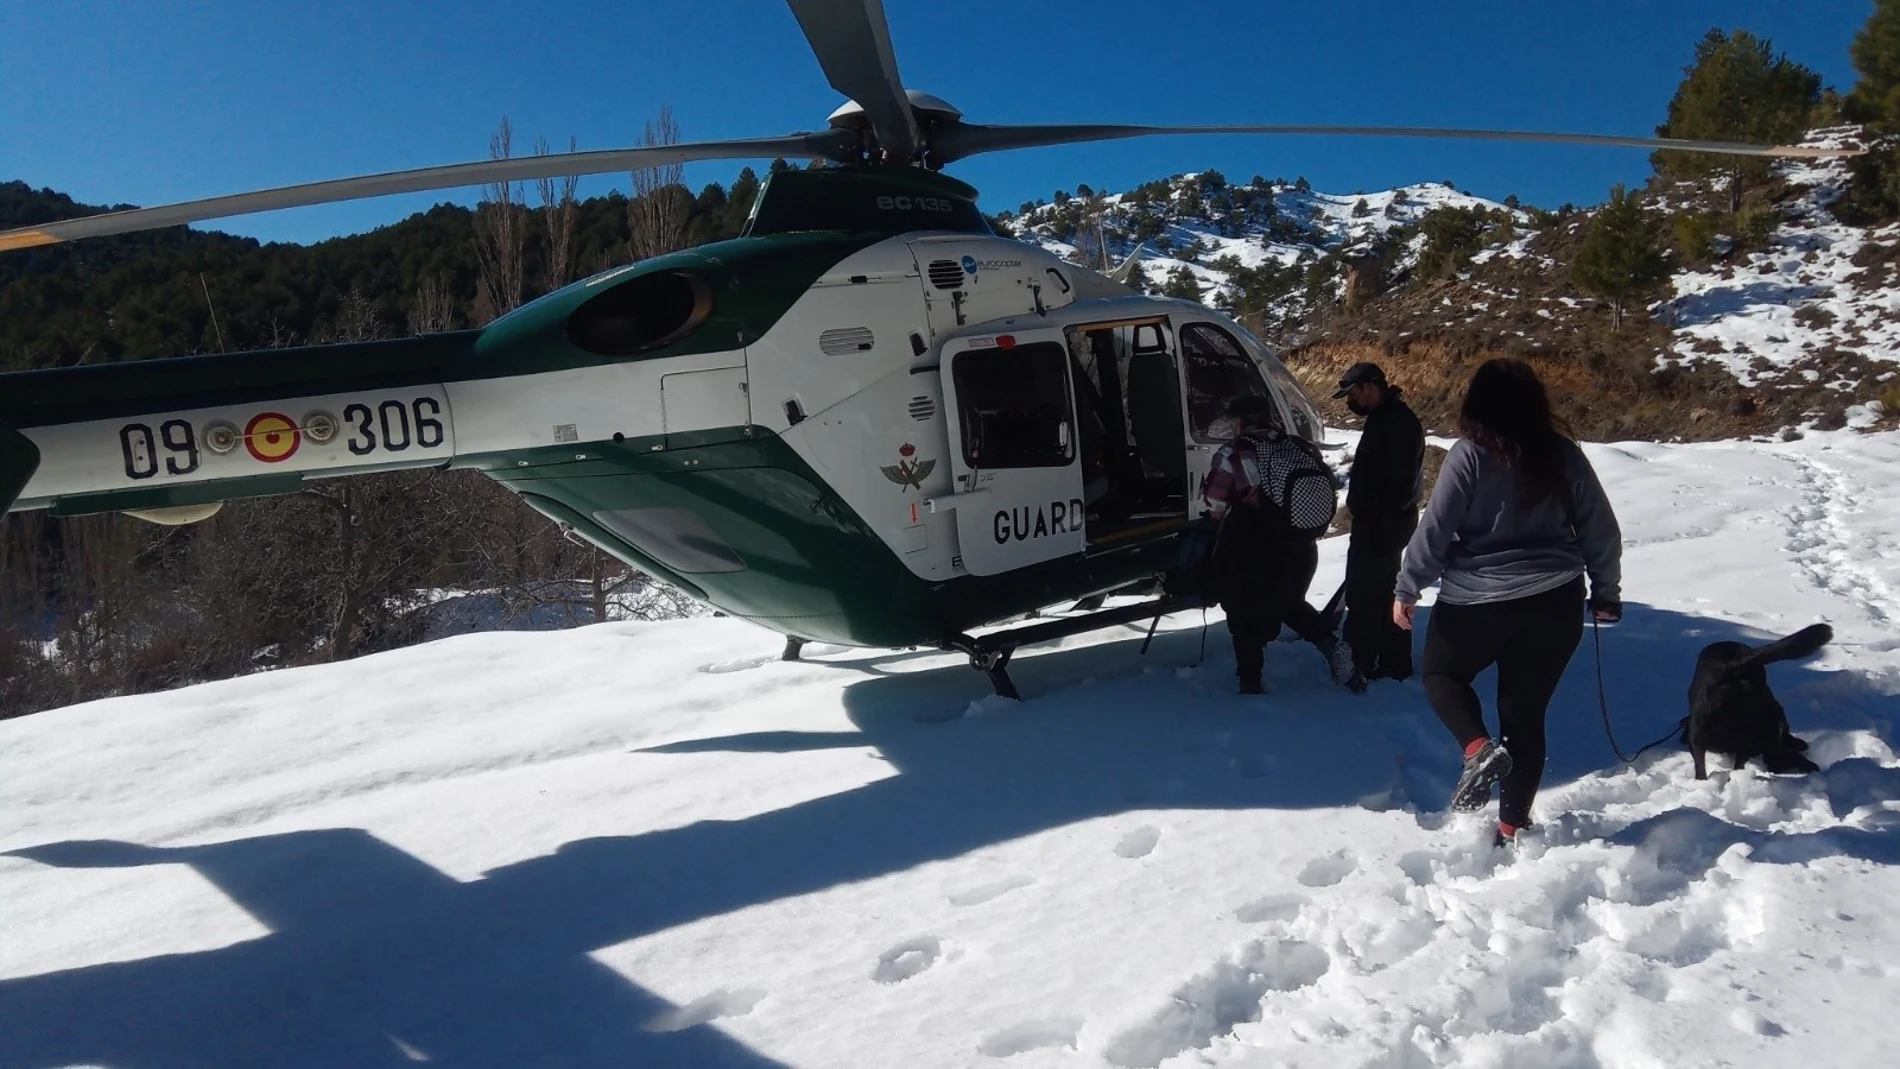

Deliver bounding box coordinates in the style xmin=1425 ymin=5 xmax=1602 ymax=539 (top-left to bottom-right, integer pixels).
xmin=0 ymin=0 xmax=1850 ymax=696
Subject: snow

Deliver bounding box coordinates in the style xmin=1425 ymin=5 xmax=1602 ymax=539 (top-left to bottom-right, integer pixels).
xmin=1664 ymin=127 xmax=1900 ymax=387
xmin=1010 ymin=176 xmax=1516 ymax=314
xmin=6 ymin=429 xmax=1900 ymax=1067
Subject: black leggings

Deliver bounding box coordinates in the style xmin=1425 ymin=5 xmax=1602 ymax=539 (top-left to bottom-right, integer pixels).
xmin=1224 ymin=538 xmax=1327 ymax=682
xmin=1420 ymin=576 xmax=1585 ymax=828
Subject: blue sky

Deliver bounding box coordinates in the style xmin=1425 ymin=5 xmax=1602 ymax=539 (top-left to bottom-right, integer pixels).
xmin=0 ymin=1 xmax=1873 ymax=246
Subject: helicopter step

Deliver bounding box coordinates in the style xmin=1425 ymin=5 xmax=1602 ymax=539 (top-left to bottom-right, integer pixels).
xmin=943 ymin=594 xmax=1193 ymax=700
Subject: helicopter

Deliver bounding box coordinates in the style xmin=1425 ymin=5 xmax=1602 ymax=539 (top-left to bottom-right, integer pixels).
xmin=0 ymin=0 xmax=1855 ymax=699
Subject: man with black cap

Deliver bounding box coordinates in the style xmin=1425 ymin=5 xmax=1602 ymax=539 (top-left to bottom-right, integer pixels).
xmin=1334 ymin=362 xmax=1425 ymax=681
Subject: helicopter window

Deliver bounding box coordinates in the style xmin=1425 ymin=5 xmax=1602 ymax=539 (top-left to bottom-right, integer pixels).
xmin=566 ymin=271 xmax=714 ymax=356
xmin=1229 ymin=321 xmax=1324 ymax=441
xmin=951 ymin=342 xmax=1075 ymax=469
xmin=591 ymin=507 xmax=746 ymax=574
xmin=1180 ymin=323 xmax=1275 ymax=445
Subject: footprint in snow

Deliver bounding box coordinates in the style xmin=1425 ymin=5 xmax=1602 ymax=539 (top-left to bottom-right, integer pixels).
xmin=1297 ymin=850 xmax=1357 ymax=888
xmin=873 ymin=937 xmax=942 ymax=984
xmin=1103 ymin=939 xmax=1331 ymax=1068
xmin=641 ymin=988 xmax=766 ymax=1032
xmin=1116 ymin=825 xmax=1161 ymax=859
xmin=699 ymin=657 xmax=771 ymax=674
xmin=1235 ymin=893 xmax=1306 ymax=924
xmin=948 ymin=874 xmax=1035 ymax=907
xmin=979 ymin=1018 xmax=1082 ymax=1057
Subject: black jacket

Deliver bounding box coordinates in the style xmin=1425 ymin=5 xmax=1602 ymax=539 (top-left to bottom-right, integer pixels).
xmin=1346 ymin=390 xmax=1425 ymax=537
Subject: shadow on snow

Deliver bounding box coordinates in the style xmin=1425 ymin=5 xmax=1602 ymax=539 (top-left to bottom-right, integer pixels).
xmin=4 ymin=601 xmax=1897 ymax=1067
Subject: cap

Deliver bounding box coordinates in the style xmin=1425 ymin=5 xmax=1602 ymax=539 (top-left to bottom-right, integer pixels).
xmin=1332 ymin=362 xmax=1387 ymax=398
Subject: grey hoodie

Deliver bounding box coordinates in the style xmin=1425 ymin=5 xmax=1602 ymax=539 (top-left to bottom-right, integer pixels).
xmin=1394 ymin=436 xmax=1622 ymax=607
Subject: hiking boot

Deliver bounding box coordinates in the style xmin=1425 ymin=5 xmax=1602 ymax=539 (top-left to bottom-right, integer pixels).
xmin=1327 ymin=641 xmax=1368 ymax=694
xmin=1451 ymin=739 xmax=1513 ymax=812
xmin=1238 ymin=678 xmax=1266 ymax=696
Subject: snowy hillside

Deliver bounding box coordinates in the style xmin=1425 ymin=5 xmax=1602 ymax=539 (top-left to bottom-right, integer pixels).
xmin=1009 ymin=129 xmax=1900 ymax=435
xmin=1004 ymin=172 xmax=1518 ymax=315
xmin=1662 ymin=128 xmax=1900 ymax=391
xmin=6 ymin=429 xmax=1900 ymax=1068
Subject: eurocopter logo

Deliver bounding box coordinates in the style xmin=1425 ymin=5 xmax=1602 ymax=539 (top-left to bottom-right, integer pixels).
xmin=962 ymin=255 xmax=1022 ymax=276
xmin=880 ymin=443 xmax=935 ymax=491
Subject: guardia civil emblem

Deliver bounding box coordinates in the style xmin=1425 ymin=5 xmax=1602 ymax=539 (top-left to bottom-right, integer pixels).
xmin=880 ymin=443 xmax=935 ymax=491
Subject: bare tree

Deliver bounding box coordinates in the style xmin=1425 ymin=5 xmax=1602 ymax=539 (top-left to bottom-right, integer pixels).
xmin=536 ymin=135 xmax=581 ymax=292
xmin=1072 ymin=190 xmax=1109 ymax=270
xmin=408 ymin=275 xmax=455 ymax=334
xmin=628 ymin=105 xmax=689 ymax=260
xmin=325 ymin=287 xmax=382 ymax=344
xmin=262 ymin=314 xmax=300 ymax=349
xmin=473 ymin=116 xmax=526 ymax=324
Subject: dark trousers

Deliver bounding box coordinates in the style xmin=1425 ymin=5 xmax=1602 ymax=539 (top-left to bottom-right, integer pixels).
xmin=1223 ymin=538 xmax=1323 ymax=685
xmin=1420 ymin=576 xmax=1585 ymax=828
xmin=1343 ymin=513 xmax=1417 ymax=677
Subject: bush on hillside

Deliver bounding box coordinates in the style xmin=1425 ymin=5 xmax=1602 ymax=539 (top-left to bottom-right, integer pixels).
xmin=1411 ymin=206 xmax=1492 ymax=282
xmin=1672 ymin=210 xmax=1724 ymax=265
xmin=1571 ymin=185 xmax=1672 ymax=331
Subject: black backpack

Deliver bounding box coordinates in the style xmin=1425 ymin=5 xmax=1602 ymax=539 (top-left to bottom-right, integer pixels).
xmin=1244 ymin=432 xmax=1337 ymax=540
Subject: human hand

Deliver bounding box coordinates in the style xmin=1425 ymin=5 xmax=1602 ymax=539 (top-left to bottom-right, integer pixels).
xmin=1392 ymin=601 xmax=1416 ymax=631
xmin=1590 ymin=598 xmax=1622 ymax=623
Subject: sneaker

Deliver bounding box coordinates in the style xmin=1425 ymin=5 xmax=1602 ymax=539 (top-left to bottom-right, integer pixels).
xmin=1327 ymin=641 xmax=1368 ymax=694
xmin=1450 ymin=739 xmax=1513 ymax=812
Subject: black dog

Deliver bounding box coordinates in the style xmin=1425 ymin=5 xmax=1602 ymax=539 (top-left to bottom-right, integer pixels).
xmin=1683 ymin=623 xmax=1830 ymax=780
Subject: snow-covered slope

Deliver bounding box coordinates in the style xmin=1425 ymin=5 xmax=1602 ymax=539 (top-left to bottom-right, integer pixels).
xmin=1011 ymin=130 xmax=1900 ymax=429
xmin=1663 ymin=128 xmax=1900 ymax=391
xmin=1004 ymin=173 xmax=1517 ymax=313
xmin=5 ymin=430 xmax=1900 ymax=1068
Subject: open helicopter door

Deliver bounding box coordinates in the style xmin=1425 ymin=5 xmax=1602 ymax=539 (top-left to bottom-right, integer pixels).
xmin=933 ymin=327 xmax=1085 ymax=576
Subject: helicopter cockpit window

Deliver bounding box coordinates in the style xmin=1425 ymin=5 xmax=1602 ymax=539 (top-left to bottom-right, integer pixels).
xmin=1180 ymin=323 xmax=1274 ymax=444
xmin=566 ymin=271 xmax=714 ymax=356
xmin=951 ymin=342 xmax=1075 ymax=469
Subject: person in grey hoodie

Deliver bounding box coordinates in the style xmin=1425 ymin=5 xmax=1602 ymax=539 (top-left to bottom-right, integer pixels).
xmin=1391 ymin=358 xmax=1623 ymax=846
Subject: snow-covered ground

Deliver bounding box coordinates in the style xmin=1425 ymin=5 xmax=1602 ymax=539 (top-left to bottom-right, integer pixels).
xmin=1664 ymin=128 xmax=1900 ymax=388
xmin=5 ymin=430 xmax=1900 ymax=1068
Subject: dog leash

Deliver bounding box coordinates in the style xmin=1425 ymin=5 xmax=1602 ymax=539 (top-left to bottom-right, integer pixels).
xmin=1590 ymin=613 xmax=1684 ymax=765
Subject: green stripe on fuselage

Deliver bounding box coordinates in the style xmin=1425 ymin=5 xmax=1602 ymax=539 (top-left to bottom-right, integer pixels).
xmin=468 ymin=431 xmax=1180 ymax=648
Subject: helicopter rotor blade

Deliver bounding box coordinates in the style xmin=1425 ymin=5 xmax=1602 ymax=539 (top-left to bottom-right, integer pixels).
xmin=0 ymin=132 xmax=856 ymax=252
xmin=784 ymin=0 xmax=919 ymax=159
xmin=930 ymin=122 xmax=1865 ymax=166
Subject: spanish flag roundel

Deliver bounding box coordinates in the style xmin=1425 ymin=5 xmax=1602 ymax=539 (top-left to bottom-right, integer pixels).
xmin=244 ymin=412 xmax=300 ymax=463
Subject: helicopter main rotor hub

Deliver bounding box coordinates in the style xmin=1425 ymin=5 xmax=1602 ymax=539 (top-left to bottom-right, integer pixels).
xmin=825 ymin=90 xmax=964 ymax=167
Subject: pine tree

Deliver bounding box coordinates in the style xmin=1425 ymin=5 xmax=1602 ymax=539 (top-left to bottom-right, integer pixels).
xmin=1651 ymin=29 xmax=1823 ymax=211
xmin=1848 ymin=0 xmax=1900 ymax=127
xmin=1162 ymin=265 xmax=1202 ymax=303
xmin=1570 ymin=185 xmax=1671 ymax=331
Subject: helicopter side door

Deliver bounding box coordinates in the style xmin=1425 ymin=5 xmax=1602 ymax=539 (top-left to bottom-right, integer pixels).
xmin=934 ymin=328 xmax=1085 ymax=576
xmin=1173 ymin=317 xmax=1291 ymax=499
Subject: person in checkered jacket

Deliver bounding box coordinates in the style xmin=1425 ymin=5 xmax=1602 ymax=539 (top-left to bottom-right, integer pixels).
xmin=1201 ymin=395 xmax=1366 ymax=697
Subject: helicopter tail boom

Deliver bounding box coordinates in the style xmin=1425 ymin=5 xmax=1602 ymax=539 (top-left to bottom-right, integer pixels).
xmin=0 ymin=334 xmax=477 ymax=520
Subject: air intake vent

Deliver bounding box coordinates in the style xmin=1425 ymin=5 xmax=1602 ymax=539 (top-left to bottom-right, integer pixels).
xmin=819 ymin=327 xmax=875 ymax=355
xmin=908 ymin=396 xmax=937 ymax=421
xmin=927 ymin=259 xmax=964 ymax=290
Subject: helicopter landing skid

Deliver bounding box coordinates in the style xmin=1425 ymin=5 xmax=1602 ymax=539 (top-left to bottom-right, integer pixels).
xmin=944 ymin=594 xmax=1192 ymax=701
